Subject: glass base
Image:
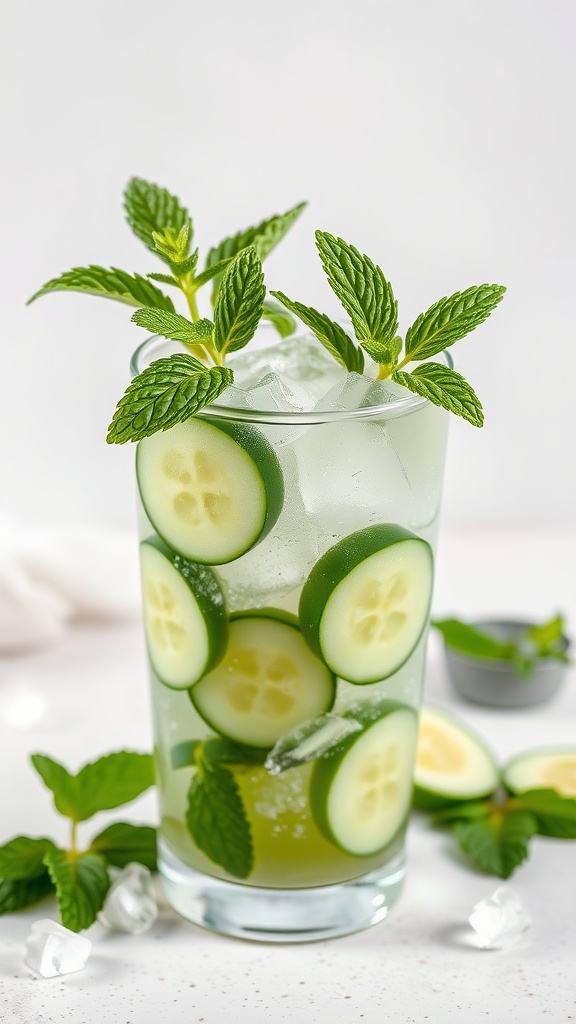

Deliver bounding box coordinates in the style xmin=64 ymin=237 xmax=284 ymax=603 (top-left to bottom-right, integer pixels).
xmin=158 ymin=837 xmax=406 ymax=943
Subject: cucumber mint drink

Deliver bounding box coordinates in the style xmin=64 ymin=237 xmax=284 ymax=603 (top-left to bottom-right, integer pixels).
xmin=30 ymin=178 xmax=505 ymax=940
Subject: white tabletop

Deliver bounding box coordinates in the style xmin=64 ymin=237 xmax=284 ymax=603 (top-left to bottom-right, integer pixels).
xmin=1 ymin=529 xmax=575 ymax=1024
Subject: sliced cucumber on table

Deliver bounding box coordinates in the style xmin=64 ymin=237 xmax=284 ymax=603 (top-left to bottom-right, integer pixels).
xmin=413 ymin=705 xmax=500 ymax=809
xmin=502 ymin=748 xmax=576 ymax=798
xmin=189 ymin=609 xmax=336 ymax=748
xmin=136 ymin=417 xmax=284 ymax=564
xmin=140 ymin=536 xmax=227 ymax=689
xmin=299 ymin=524 xmax=434 ymax=684
xmin=310 ymin=701 xmax=418 ymax=856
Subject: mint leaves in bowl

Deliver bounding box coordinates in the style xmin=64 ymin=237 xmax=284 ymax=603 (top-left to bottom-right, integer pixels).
xmin=433 ymin=616 xmax=571 ymax=708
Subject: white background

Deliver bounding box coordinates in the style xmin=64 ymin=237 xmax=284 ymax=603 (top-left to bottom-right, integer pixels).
xmin=1 ymin=0 xmax=575 ymax=531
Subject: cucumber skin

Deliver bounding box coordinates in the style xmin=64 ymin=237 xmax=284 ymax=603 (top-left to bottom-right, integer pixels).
xmin=298 ymin=523 xmax=433 ymax=683
xmin=197 ymin=417 xmax=285 ymax=555
xmin=189 ymin=610 xmax=337 ymax=749
xmin=310 ymin=700 xmax=417 ymax=856
xmin=136 ymin=417 xmax=285 ymax=564
xmin=141 ymin=535 xmax=228 ymax=687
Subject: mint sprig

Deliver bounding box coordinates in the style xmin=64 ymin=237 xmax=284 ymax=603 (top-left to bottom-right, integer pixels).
xmin=275 ymin=233 xmax=506 ymax=425
xmin=433 ymin=614 xmax=570 ymax=677
xmin=453 ymin=810 xmax=537 ymax=879
xmin=270 ymin=292 xmax=365 ymax=373
xmin=213 ymin=246 xmax=266 ymax=357
xmin=124 ymin=177 xmax=193 ymax=256
xmin=0 ymin=750 xmax=157 ymax=931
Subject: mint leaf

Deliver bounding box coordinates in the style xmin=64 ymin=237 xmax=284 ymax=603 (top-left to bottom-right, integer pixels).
xmin=431 ymin=801 xmax=492 ymax=826
xmin=527 ymin=615 xmax=567 ymax=658
xmin=151 ymin=225 xmax=192 ymax=264
xmin=124 ymin=177 xmax=192 ymax=255
xmin=90 ymin=823 xmax=158 ymax=870
xmin=202 ymin=737 xmax=268 ymax=767
xmin=213 ymin=247 xmax=265 ymax=356
xmin=0 ymin=874 xmax=54 ymax=916
xmin=186 ymin=760 xmax=253 ymax=878
xmin=261 ymin=297 xmax=296 ymax=339
xmin=315 ymin=232 xmax=398 ymax=359
xmin=432 ymin=619 xmax=515 ymax=660
xmin=454 ymin=810 xmax=536 ymax=879
xmin=131 ymin=308 xmax=214 ymax=345
xmin=512 ymin=789 xmax=576 ymax=839
xmin=0 ymin=836 xmax=56 ymax=879
xmin=171 ymin=740 xmax=201 ymax=770
xmin=271 ymin=291 xmax=364 ymax=372
xmin=31 ymin=754 xmax=80 ymax=819
xmin=107 ymin=355 xmax=233 ymax=444
xmin=147 ymin=272 xmax=181 ymax=288
xmin=192 ymin=256 xmax=234 ymax=289
xmin=44 ymin=848 xmax=110 ymax=932
xmin=31 ymin=751 xmax=154 ymax=821
xmin=405 ymin=284 xmax=506 ymax=361
xmin=393 ymin=363 xmax=484 ymax=427
xmin=27 ymin=266 xmax=175 ymax=311
xmin=206 ymin=201 xmax=306 ymax=298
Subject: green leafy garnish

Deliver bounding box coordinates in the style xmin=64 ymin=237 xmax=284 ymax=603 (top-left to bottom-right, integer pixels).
xmin=27 ymin=266 xmax=176 ymax=311
xmin=124 ymin=177 xmax=192 ymax=256
xmin=0 ymin=750 xmax=157 ymax=930
xmin=274 ymin=233 xmax=506 ymax=424
xmin=432 ymin=614 xmax=570 ymax=677
xmin=213 ymin=246 xmax=266 ymax=357
xmin=107 ymin=355 xmax=233 ymax=444
xmin=453 ymin=810 xmax=537 ymax=879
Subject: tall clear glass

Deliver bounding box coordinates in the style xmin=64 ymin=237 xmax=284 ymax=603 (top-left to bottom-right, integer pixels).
xmin=132 ymin=330 xmax=449 ymax=942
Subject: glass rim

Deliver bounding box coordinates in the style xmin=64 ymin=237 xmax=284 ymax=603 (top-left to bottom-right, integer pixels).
xmin=131 ymin=332 xmax=450 ymax=425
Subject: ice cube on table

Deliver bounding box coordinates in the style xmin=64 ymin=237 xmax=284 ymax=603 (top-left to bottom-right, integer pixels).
xmin=24 ymin=919 xmax=91 ymax=978
xmin=469 ymin=886 xmax=532 ymax=949
xmin=98 ymin=863 xmax=158 ymax=934
xmin=265 ymin=714 xmax=362 ymax=775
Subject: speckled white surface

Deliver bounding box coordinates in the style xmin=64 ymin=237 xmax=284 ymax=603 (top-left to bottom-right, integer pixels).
xmin=1 ymin=531 xmax=575 ymax=1024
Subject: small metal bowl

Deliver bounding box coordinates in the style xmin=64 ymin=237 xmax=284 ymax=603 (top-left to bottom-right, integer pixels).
xmin=443 ymin=619 xmax=571 ymax=708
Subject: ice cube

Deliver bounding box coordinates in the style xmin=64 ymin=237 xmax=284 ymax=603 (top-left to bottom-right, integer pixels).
xmin=24 ymin=919 xmax=91 ymax=978
xmin=469 ymin=886 xmax=532 ymax=949
xmin=230 ymin=333 xmax=344 ymax=396
xmin=314 ymin=372 xmax=409 ymax=412
xmin=210 ymin=384 xmax=254 ymax=410
xmin=98 ymin=863 xmax=158 ymax=934
xmin=245 ymin=371 xmax=317 ymax=414
xmin=265 ymin=714 xmax=362 ymax=775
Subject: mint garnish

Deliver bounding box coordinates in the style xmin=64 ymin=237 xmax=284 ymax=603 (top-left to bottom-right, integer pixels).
xmin=27 ymin=266 xmax=176 ymax=312
xmin=213 ymin=245 xmax=266 ymax=358
xmin=274 ymin=232 xmax=506 ymax=425
xmin=453 ymin=811 xmax=537 ymax=879
xmin=433 ymin=614 xmax=570 ymax=677
xmin=0 ymin=750 xmax=156 ymax=930
xmin=124 ymin=177 xmax=192 ymax=256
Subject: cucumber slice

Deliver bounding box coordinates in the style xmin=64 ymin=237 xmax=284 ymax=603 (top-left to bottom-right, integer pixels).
xmin=140 ymin=536 xmax=227 ymax=689
xmin=136 ymin=417 xmax=284 ymax=564
xmin=310 ymin=701 xmax=418 ymax=856
xmin=299 ymin=524 xmax=433 ymax=684
xmin=503 ymin=749 xmax=576 ymax=798
xmin=189 ymin=609 xmax=336 ymax=748
xmin=413 ymin=705 xmax=500 ymax=810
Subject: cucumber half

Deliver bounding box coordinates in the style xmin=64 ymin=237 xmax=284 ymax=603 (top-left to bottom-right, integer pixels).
xmin=503 ymin=749 xmax=576 ymax=798
xmin=413 ymin=705 xmax=500 ymax=810
xmin=136 ymin=417 xmax=284 ymax=564
xmin=189 ymin=609 xmax=336 ymax=748
xmin=310 ymin=701 xmax=418 ymax=856
xmin=140 ymin=536 xmax=227 ymax=689
xmin=299 ymin=524 xmax=434 ymax=684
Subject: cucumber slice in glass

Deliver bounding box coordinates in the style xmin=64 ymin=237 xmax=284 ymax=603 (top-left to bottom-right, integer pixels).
xmin=413 ymin=705 xmax=500 ymax=809
xmin=299 ymin=524 xmax=434 ymax=684
xmin=136 ymin=417 xmax=284 ymax=564
xmin=140 ymin=536 xmax=227 ymax=689
xmin=189 ymin=609 xmax=336 ymax=748
xmin=502 ymin=748 xmax=576 ymax=798
xmin=310 ymin=701 xmax=418 ymax=856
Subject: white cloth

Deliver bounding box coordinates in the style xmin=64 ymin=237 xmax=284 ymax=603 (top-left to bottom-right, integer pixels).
xmin=0 ymin=519 xmax=141 ymax=653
